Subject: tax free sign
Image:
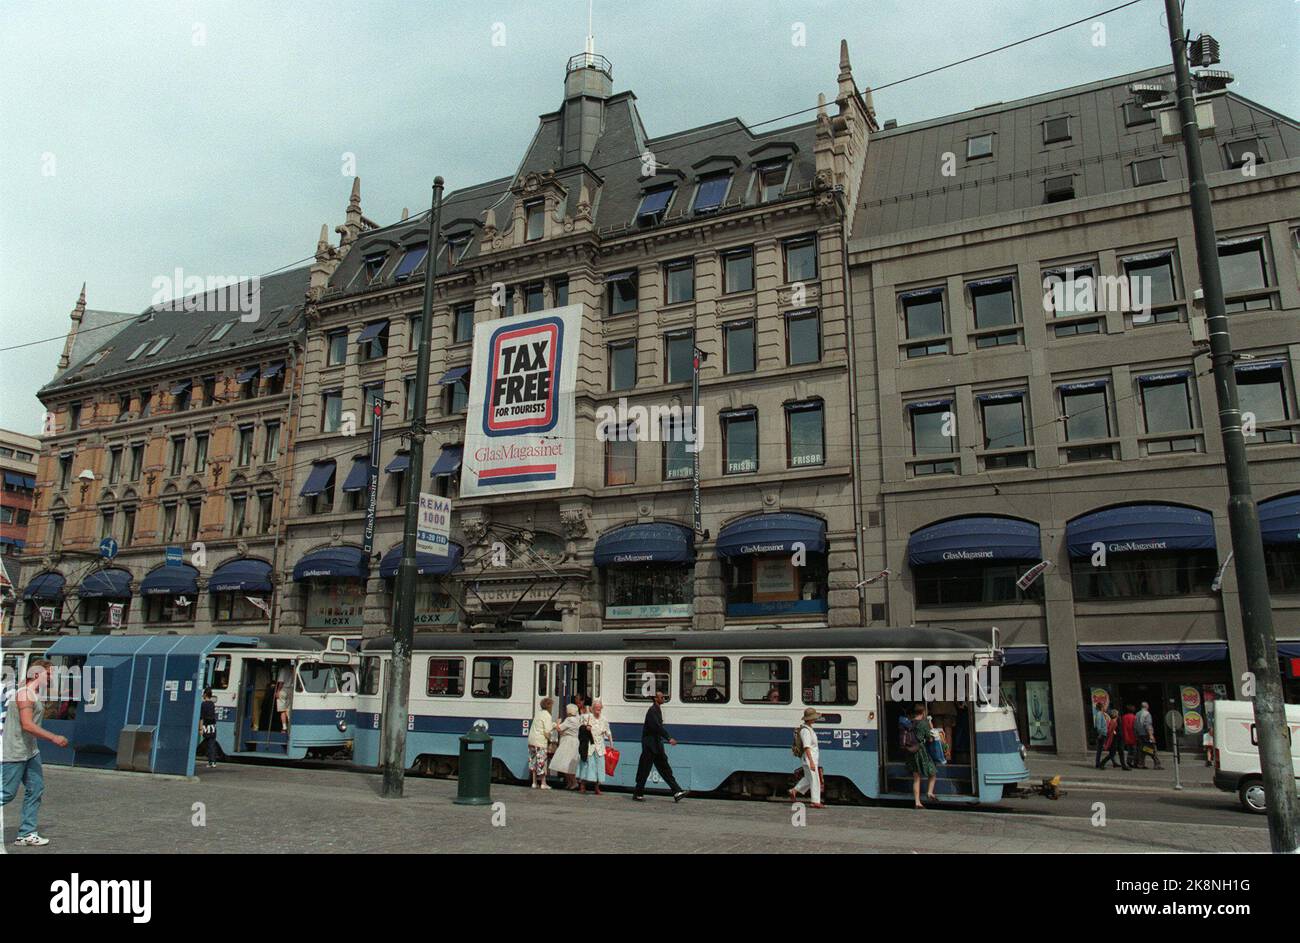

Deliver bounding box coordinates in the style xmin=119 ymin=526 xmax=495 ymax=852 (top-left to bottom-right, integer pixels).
xmin=461 ymin=305 xmax=580 ymax=498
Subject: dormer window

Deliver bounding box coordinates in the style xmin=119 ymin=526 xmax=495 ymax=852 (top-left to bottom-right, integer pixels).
xmin=362 ymin=252 xmax=388 ymax=285
xmin=447 ymin=234 xmax=470 ymax=264
xmin=757 ymin=161 xmax=788 ymax=203
xmin=393 ymin=243 xmax=428 ymax=281
xmin=208 ymin=321 xmax=235 ymax=343
xmin=126 ymin=341 xmax=149 ymax=362
xmin=145 ymin=336 xmax=173 ymax=357
xmin=692 ymin=174 xmax=730 ymax=214
xmin=525 ymin=200 xmax=545 ymax=241
xmin=635 ymin=186 xmax=674 ymax=226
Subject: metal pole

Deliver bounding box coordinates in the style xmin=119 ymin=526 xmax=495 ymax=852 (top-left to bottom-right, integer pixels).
xmin=381 ymin=177 xmax=444 ymax=798
xmin=1163 ymin=0 xmax=1296 ymax=852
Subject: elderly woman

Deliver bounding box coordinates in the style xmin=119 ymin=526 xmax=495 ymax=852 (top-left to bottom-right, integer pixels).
xmin=527 ymin=697 xmax=556 ymax=789
xmin=578 ymin=699 xmax=614 ymax=795
xmin=549 ymin=703 xmax=583 ymax=790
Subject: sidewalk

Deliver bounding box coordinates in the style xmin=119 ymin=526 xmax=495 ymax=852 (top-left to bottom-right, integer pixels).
xmin=1025 ymin=751 xmax=1217 ymax=792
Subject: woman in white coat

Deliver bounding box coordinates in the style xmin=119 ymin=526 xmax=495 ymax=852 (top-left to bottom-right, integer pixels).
xmin=578 ymin=699 xmax=614 ymax=795
xmin=549 ymin=703 xmax=582 ymax=789
xmin=527 ymin=697 xmax=556 ymax=789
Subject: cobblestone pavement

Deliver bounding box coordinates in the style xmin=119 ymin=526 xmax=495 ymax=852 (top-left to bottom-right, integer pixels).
xmin=1 ymin=763 xmax=1269 ymax=854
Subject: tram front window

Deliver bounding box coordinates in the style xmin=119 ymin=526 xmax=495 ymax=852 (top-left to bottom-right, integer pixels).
xmin=297 ymin=662 xmax=344 ymax=694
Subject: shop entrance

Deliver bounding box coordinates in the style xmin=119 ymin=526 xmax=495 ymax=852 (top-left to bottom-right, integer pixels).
xmin=878 ymin=660 xmax=977 ymax=797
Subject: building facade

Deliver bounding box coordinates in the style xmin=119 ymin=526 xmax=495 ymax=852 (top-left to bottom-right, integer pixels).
xmin=848 ymin=67 xmax=1300 ymax=754
xmin=277 ymin=44 xmax=874 ymax=638
xmin=0 ymin=428 xmax=40 ymax=631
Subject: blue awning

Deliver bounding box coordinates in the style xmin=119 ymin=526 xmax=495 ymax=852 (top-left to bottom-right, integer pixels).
xmin=1259 ymin=494 xmax=1300 ymax=546
xmin=430 ymin=445 xmax=463 ymax=477
xmin=261 ymin=361 xmax=285 ymax=379
xmin=716 ymin=512 xmax=826 ymax=559
xmin=209 ymin=559 xmax=273 ymax=593
xmin=385 ymin=453 xmax=410 ymax=474
xmin=595 ymin=523 xmax=695 ymax=566
xmin=1078 ymin=643 xmax=1227 ymax=664
xmin=292 ymin=546 xmax=369 ymax=582
xmin=909 ymin=517 xmax=1041 ymax=567
xmin=22 ymin=571 xmax=64 ymax=600
xmin=392 ymin=243 xmax=428 ymax=280
xmin=0 ymin=536 xmax=25 ymax=549
xmin=299 ymin=460 xmax=336 ymax=497
xmin=637 ymin=187 xmax=673 ymax=216
xmin=78 ymin=568 xmax=132 ymax=599
xmin=1066 ymin=505 xmax=1215 ymax=557
xmin=21 ymin=475 xmax=35 ymax=489
xmin=140 ymin=564 xmax=199 ymax=596
xmin=438 ymin=366 xmax=469 ymax=385
xmin=1002 ymin=646 xmax=1048 ymax=667
xmin=356 ymin=320 xmax=389 ymax=344
xmin=379 ymin=543 xmax=463 ymax=578
xmin=341 ymin=457 xmax=372 ymax=493
xmin=235 ymin=366 xmax=259 ymax=383
xmin=3 ymin=471 xmax=28 ymax=488
xmin=1277 ymin=641 xmax=1300 ymax=659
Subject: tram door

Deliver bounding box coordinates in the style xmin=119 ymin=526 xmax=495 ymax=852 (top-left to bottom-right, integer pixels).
xmin=535 ymin=660 xmax=601 ymax=715
xmin=237 ymin=658 xmax=294 ymax=754
xmin=877 ymin=660 xmax=977 ymax=797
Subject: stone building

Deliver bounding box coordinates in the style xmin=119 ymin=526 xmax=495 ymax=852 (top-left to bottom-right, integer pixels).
xmin=847 ymin=65 xmax=1300 ymax=753
xmin=0 ymin=427 xmax=41 ymax=631
xmin=278 ymin=43 xmax=874 ymax=636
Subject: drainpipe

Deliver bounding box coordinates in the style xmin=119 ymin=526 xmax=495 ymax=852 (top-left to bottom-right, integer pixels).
xmin=268 ymin=340 xmax=301 ymax=632
xmin=835 ymin=188 xmax=868 ymax=624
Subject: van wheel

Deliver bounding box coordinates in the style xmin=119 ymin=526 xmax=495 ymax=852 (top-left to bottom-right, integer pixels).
xmin=1238 ymin=778 xmax=1267 ymax=814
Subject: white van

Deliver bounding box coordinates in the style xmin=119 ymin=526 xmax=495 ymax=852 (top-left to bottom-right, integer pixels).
xmin=1211 ymin=699 xmax=1300 ymax=813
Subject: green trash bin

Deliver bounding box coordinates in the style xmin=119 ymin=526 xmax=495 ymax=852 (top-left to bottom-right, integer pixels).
xmin=455 ymin=723 xmax=493 ymax=805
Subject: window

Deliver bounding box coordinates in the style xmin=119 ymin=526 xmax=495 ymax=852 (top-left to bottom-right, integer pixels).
xmin=447 ymin=234 xmax=470 ymax=265
xmin=724 ymin=320 xmax=755 ymax=374
xmin=403 ymin=377 xmax=417 ymax=421
xmin=237 ymin=426 xmax=254 ymax=466
xmin=170 ymin=436 xmax=186 ymax=475
xmin=1042 ymin=116 xmax=1071 ymax=144
xmin=138 ymin=389 xmax=152 ymax=418
xmin=664 ymin=258 xmax=695 ymax=305
xmin=664 ymin=331 xmax=694 ymax=384
xmin=116 ymin=392 xmax=131 ymax=421
xmin=979 ymin=392 xmax=1029 ymax=468
xmin=392 ymin=242 xmax=428 ymax=280
xmin=100 ymin=510 xmax=115 ymax=540
xmin=1218 ymin=238 xmax=1271 ymax=311
xmin=145 ymin=336 xmax=173 ymax=357
xmin=161 ymin=503 xmax=178 ymax=543
xmin=966 ymin=133 xmax=993 ymax=159
xmin=662 ymin=414 xmax=693 ymax=481
xmin=721 ymin=408 xmax=758 ymax=475
xmin=1225 ymin=138 xmax=1263 ymax=169
xmin=757 ymin=161 xmax=787 ymax=202
xmin=265 ymin=364 xmax=285 ymax=396
xmin=471 ymin=657 xmax=513 ymax=698
xmin=552 ymin=277 xmax=569 ymax=307
xmin=783 ymin=236 xmax=817 ymax=283
xmin=453 ymin=303 xmax=475 ymax=343
xmin=208 ymin=321 xmax=234 ymax=343
xmin=1073 ymin=550 xmax=1217 ymax=599
xmin=108 ymin=447 xmax=122 ymax=484
xmin=635 ymin=187 xmax=674 ymax=226
xmin=51 ymin=515 xmax=64 ymax=550
xmin=604 ymin=425 xmax=637 ymax=486
xmin=679 ymin=657 xmax=729 ymax=703
xmin=1237 ymin=363 xmax=1292 ymax=444
xmin=231 ymin=495 xmax=247 ymax=537
xmin=1042 ymin=265 xmax=1101 ymax=335
xmin=1139 ymin=372 xmax=1197 ymax=453
xmin=322 ymin=391 xmax=343 ymax=433
xmin=358 ymin=321 xmax=389 ymax=361
xmin=122 ymin=507 xmax=136 ymax=546
xmin=1122 ymin=252 xmax=1179 ymax=321
xmin=740 ymin=658 xmax=791 ymax=704
xmin=69 ymin=402 xmax=82 ymax=430
xmin=606 ymin=271 xmax=638 ymax=316
xmin=173 ymin=383 xmax=192 ymax=412
xmin=785 ymin=401 xmax=824 ymax=468
xmin=802 ymin=657 xmax=858 ymax=705
xmin=1265 ymin=545 xmax=1300 ymax=594
xmin=901 ymin=289 xmax=948 ymax=358
xmin=263 ymin=422 xmax=280 ymax=463
xmin=1124 ymin=100 xmax=1155 ymax=126
xmin=917 ymin=560 xmax=1042 ymax=605
xmin=1060 ymin=383 xmax=1113 ymax=462
xmin=910 ymin=402 xmax=957 ymax=475
xmin=327 ymin=330 xmax=348 ymax=365
xmin=426 ymin=658 xmax=466 ymax=697
xmin=145 ymin=594 xmax=194 ymax=624
xmin=126 ymin=341 xmax=148 ymax=362
xmin=1132 ymin=157 xmax=1165 ymax=186
xmin=693 ymin=174 xmax=729 ymax=213
xmin=58 ymin=453 xmax=72 ymax=489
xmin=525 ymin=201 xmax=545 ymax=241
xmin=785 ymin=309 xmax=821 ymax=365
xmin=257 ymin=491 xmax=274 ymax=534
xmin=523 ymin=282 xmax=545 ymax=313
xmin=129 ymin=444 xmax=144 ymax=481
xmin=186 ymin=499 xmax=202 ymax=540
xmin=1044 ymin=175 xmax=1075 ymax=203
xmin=362 ymin=383 xmax=384 ymax=427
xmin=238 ymin=367 xmax=259 ymax=400
xmin=969 ymin=278 xmax=1019 ymax=347
xmin=407 ymin=315 xmax=423 ymax=352
xmin=361 ymin=252 xmax=387 ymax=285
xmin=194 ymin=434 xmax=209 ymax=473
xmin=624 ymin=658 xmax=670 ymax=701
xmin=722 ymin=247 xmax=754 ymax=294
xmin=608 ymin=340 xmax=636 ymax=391
xmin=446 ymin=376 xmax=469 ymax=414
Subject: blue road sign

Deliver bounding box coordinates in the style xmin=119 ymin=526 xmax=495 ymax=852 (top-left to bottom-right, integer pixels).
xmin=99 ymin=537 xmax=119 ymax=560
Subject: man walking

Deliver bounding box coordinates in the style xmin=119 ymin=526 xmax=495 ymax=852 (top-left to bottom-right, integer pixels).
xmin=1 ymin=659 xmax=68 ymax=846
xmin=1092 ymin=701 xmax=1109 ymax=768
xmin=789 ymin=707 xmax=824 ymax=809
xmin=1134 ymin=701 xmax=1162 ymax=769
xmin=632 ymin=690 xmax=686 ymax=802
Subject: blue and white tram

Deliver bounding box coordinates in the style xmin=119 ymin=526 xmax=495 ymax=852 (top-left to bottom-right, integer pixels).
xmin=202 ymin=635 xmax=357 ymax=761
xmin=355 ymin=627 xmax=1029 ymax=804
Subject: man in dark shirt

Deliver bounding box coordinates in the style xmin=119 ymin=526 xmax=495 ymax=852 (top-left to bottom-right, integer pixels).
xmin=199 ymin=687 xmax=219 ymax=769
xmin=633 ymin=691 xmax=686 ymax=802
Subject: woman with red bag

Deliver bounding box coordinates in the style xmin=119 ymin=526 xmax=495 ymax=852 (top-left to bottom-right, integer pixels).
xmin=579 ymin=699 xmax=615 ymax=795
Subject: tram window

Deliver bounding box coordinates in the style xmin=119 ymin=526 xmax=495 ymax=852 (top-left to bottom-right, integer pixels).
xmin=208 ymin=655 xmax=231 ymax=690
xmin=802 ymin=657 xmax=858 ymax=706
xmin=624 ymin=658 xmax=671 ymax=701
xmin=740 ymin=657 xmax=792 ymax=704
xmin=426 ymin=657 xmax=466 ymax=697
xmin=472 ymin=657 xmax=513 ymax=698
xmin=679 ymin=657 xmax=729 ymax=703
xmin=2 ymin=653 xmax=22 ymax=687
xmin=297 ymin=662 xmax=343 ymax=694
xmin=42 ymin=655 xmax=84 ymax=721
xmin=360 ymin=657 xmax=381 ymax=696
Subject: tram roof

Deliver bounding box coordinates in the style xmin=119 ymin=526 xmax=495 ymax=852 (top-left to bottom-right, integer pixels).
xmin=361 ymin=626 xmax=992 ymax=654
xmin=215 ymin=634 xmax=326 ymax=652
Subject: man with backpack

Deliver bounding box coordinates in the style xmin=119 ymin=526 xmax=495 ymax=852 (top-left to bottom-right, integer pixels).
xmin=789 ymin=707 xmax=824 ymax=808
xmin=2 ymin=659 xmax=68 ymax=847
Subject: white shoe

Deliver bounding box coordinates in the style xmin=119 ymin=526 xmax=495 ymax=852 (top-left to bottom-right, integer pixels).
xmin=539 ymin=783 xmax=552 ymax=790
xmin=14 ymin=833 xmax=49 ymax=846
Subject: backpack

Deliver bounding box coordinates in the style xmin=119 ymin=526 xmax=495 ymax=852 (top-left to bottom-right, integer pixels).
xmin=791 ymin=726 xmax=805 ymax=758
xmin=899 ymin=724 xmax=921 ymax=755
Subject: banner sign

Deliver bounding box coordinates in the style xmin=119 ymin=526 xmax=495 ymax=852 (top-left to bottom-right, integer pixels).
xmin=108 ymin=603 xmax=124 ymax=628
xmin=1016 ymin=560 xmax=1051 ymax=590
xmin=363 ymin=402 xmax=382 ymax=555
xmin=460 ymin=305 xmax=580 ymax=498
xmin=417 ymin=492 xmax=452 ymax=557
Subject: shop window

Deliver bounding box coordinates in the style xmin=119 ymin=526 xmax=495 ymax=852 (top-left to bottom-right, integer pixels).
xmin=145 ymin=595 xmax=194 ymax=624
xmin=213 ymin=592 xmax=268 ymax=623
xmin=426 ymin=658 xmax=466 ymax=697
xmin=914 ymin=562 xmax=1042 ymax=605
xmin=724 ymin=552 xmax=827 ymax=618
xmin=1071 ymin=550 xmax=1217 ymax=599
xmin=305 ymin=579 xmax=364 ymax=630
xmin=680 ymin=657 xmax=730 ymax=703
xmin=624 ymin=657 xmax=671 ymax=701
xmin=471 ymin=657 xmax=513 ymax=698
xmin=605 ymin=564 xmax=693 ymax=620
xmin=740 ymin=658 xmax=792 ymax=704
xmin=802 ymin=657 xmax=858 ymax=705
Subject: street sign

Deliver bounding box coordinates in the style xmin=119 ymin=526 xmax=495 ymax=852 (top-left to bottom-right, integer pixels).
xmin=99 ymin=537 xmax=119 ymax=560
xmin=165 ymin=546 xmax=183 ymax=566
xmin=417 ymin=492 xmax=451 ymax=557
xmin=1165 ymin=709 xmax=1184 ymax=732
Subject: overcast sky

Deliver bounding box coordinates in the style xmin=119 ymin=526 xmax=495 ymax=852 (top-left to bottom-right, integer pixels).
xmin=1 ymin=0 xmax=1296 ymax=435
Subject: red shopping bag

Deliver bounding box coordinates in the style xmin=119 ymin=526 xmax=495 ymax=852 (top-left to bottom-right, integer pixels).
xmin=604 ymin=747 xmax=620 ymax=776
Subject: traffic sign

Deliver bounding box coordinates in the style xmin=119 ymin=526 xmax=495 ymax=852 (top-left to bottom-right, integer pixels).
xmin=99 ymin=537 xmax=119 ymax=560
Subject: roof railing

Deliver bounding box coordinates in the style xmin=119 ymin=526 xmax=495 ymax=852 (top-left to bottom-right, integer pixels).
xmin=567 ymin=52 xmax=612 ymax=76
